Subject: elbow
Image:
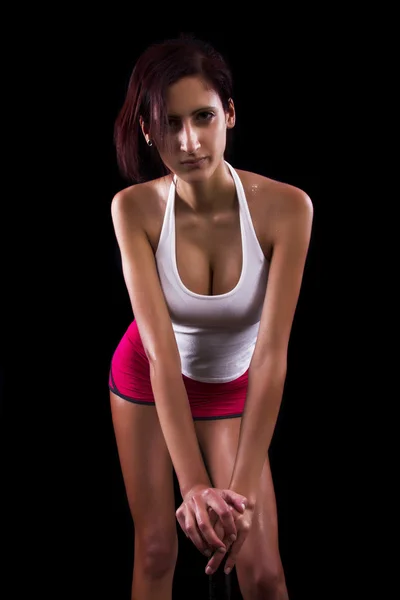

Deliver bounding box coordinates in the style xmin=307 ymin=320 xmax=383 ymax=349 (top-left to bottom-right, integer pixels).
xmin=145 ymin=345 xmax=182 ymax=378
xmin=250 ymin=351 xmax=287 ymax=381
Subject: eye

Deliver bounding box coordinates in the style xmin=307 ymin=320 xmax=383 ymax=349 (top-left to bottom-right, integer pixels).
xmin=168 ymin=119 xmax=180 ymax=130
xmin=197 ymin=111 xmax=214 ymax=121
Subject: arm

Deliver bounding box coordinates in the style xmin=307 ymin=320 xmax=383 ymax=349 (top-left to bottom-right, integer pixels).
xmin=111 ymin=189 xmax=245 ymax=555
xmin=111 ymin=189 xmax=210 ymax=497
xmin=202 ymin=184 xmax=314 ymax=577
xmin=229 ymin=186 xmax=314 ymax=506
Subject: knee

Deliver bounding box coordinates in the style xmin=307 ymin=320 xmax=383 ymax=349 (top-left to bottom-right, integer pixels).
xmin=240 ymin=560 xmax=288 ymax=600
xmin=254 ymin=567 xmax=288 ymax=600
xmin=136 ymin=530 xmax=178 ymax=579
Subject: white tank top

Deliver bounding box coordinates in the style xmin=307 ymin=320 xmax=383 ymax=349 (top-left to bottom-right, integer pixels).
xmin=155 ymin=161 xmax=269 ymax=382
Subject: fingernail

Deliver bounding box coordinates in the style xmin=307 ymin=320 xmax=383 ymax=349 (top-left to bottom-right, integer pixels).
xmin=218 ymin=546 xmax=226 ymax=553
xmin=241 ymin=503 xmax=246 ymax=510
xmin=229 ymin=534 xmax=236 ymax=542
xmin=225 ymin=566 xmax=231 ymax=575
xmin=206 ymin=566 xmax=213 ymax=575
xmin=204 ymin=550 xmax=211 ymax=557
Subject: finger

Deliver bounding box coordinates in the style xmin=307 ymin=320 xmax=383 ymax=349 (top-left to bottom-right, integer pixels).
xmin=204 ymin=546 xmax=228 ymax=575
xmin=223 ymin=527 xmax=250 ymax=574
xmin=203 ymin=520 xmax=236 ymax=575
xmin=204 ymin=490 xmax=237 ymax=536
xmin=184 ymin=508 xmax=212 ymax=556
xmin=199 ymin=492 xmax=237 ymax=540
xmin=220 ymin=490 xmax=247 ymax=513
xmin=175 ymin=507 xmax=187 ymax=536
xmin=192 ymin=497 xmax=228 ymax=550
xmin=214 ymin=519 xmax=236 ymax=552
xmin=207 ymin=507 xmax=219 ymax=528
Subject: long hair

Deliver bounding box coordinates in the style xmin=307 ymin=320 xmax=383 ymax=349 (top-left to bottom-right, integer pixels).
xmin=114 ymin=34 xmax=234 ymax=183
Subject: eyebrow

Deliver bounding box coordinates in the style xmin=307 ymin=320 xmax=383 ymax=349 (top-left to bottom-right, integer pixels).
xmin=167 ymin=105 xmax=217 ymax=118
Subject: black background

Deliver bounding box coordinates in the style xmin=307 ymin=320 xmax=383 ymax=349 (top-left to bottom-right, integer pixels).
xmin=3 ymin=28 xmax=341 ymax=600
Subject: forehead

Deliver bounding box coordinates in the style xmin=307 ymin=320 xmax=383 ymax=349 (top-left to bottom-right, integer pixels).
xmin=165 ymin=76 xmax=222 ymax=115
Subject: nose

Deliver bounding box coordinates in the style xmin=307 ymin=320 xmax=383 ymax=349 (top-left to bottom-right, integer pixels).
xmin=179 ymin=122 xmax=200 ymax=154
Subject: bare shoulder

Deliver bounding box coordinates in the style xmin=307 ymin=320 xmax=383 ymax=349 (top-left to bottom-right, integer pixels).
xmin=111 ymin=175 xmax=172 ymax=227
xmin=236 ymin=168 xmax=313 ymax=221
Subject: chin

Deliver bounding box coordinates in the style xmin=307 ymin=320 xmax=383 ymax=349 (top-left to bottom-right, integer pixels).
xmin=176 ymin=157 xmax=214 ymax=180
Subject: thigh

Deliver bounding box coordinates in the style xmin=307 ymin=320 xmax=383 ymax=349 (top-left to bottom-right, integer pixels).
xmin=194 ymin=418 xmax=281 ymax=568
xmin=110 ymin=391 xmax=176 ymax=536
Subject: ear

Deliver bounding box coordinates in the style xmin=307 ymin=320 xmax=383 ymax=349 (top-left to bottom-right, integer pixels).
xmin=139 ymin=116 xmax=151 ymax=144
xmin=226 ymin=98 xmax=236 ymax=129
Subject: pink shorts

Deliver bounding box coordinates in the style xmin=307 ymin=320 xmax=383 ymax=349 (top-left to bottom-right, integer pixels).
xmin=108 ymin=320 xmax=248 ymax=420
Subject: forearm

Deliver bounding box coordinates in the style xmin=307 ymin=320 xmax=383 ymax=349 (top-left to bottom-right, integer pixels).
xmin=150 ymin=361 xmax=211 ymax=497
xmin=229 ymin=357 xmax=287 ymax=506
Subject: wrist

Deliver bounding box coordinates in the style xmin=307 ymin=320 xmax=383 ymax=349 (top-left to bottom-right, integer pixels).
xmin=228 ymin=481 xmax=257 ymax=510
xmin=181 ymin=479 xmax=211 ymax=500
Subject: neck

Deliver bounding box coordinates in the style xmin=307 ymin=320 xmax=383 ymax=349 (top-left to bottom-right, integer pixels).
xmin=175 ymin=160 xmax=236 ymax=214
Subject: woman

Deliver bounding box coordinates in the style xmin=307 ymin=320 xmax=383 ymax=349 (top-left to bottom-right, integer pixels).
xmin=109 ymin=34 xmax=313 ymax=600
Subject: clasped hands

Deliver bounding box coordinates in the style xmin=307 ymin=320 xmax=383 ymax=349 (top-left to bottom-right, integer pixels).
xmin=175 ymin=485 xmax=253 ymax=576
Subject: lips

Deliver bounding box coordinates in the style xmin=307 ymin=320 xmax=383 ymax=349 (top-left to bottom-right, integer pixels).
xmin=181 ymin=157 xmax=207 ymax=165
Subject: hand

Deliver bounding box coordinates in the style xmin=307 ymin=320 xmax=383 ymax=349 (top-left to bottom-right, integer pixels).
xmin=205 ymin=503 xmax=254 ymax=576
xmin=175 ymin=485 xmax=247 ymax=558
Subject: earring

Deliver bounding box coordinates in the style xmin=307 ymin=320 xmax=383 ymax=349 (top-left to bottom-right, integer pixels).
xmin=147 ymin=139 xmax=153 ymax=147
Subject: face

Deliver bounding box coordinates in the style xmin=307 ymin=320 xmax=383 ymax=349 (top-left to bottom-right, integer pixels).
xmin=144 ymin=76 xmax=235 ymax=181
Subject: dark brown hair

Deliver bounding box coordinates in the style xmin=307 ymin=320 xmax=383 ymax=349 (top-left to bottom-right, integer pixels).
xmin=114 ymin=34 xmax=234 ymax=183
